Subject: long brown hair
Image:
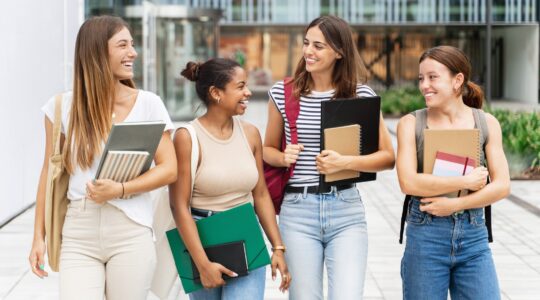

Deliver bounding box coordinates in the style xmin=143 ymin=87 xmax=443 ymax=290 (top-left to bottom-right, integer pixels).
xmin=64 ymin=16 xmax=135 ymax=174
xmin=292 ymin=15 xmax=368 ymax=99
xmin=419 ymin=45 xmax=483 ymax=108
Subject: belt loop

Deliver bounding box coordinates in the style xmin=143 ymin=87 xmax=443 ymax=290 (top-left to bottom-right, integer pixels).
xmin=207 ymin=210 xmax=213 ymax=217
xmin=332 ymin=186 xmax=337 ymax=194
xmin=302 ymin=186 xmax=308 ymax=198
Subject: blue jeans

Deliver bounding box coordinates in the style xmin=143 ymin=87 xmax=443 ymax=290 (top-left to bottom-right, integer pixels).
xmin=188 ymin=266 xmax=266 ymax=300
xmin=279 ymin=187 xmax=368 ymax=300
xmin=401 ymin=198 xmax=500 ymax=300
xmin=188 ymin=214 xmax=267 ymax=300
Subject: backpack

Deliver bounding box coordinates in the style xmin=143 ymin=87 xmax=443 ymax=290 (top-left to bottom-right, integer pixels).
xmin=263 ymin=77 xmax=300 ymax=214
xmin=398 ymin=108 xmax=493 ymax=244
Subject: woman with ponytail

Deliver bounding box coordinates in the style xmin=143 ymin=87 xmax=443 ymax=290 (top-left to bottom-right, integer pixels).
xmin=396 ymin=45 xmax=510 ymax=299
xmin=170 ymin=58 xmax=290 ymax=299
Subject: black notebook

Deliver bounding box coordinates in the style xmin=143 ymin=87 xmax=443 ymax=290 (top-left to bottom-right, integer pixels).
xmin=320 ymin=96 xmax=381 ymax=189
xmin=190 ymin=241 xmax=249 ymax=284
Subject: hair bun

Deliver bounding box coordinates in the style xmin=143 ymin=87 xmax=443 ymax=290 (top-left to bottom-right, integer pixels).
xmin=180 ymin=61 xmax=201 ymax=82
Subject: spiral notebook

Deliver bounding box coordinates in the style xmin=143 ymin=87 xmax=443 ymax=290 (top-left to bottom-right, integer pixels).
xmin=423 ymin=129 xmax=480 ymax=174
xmin=323 ymin=124 xmax=361 ymax=182
xmin=424 ymin=129 xmax=480 ymax=197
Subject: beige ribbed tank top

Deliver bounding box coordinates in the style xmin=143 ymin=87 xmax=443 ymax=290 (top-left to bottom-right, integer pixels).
xmin=191 ymin=117 xmax=259 ymax=211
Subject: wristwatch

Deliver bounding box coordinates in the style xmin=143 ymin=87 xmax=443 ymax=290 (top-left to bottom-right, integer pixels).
xmin=271 ymin=245 xmax=286 ymax=253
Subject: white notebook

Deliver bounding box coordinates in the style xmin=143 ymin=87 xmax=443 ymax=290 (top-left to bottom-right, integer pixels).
xmin=97 ymin=150 xmax=150 ymax=182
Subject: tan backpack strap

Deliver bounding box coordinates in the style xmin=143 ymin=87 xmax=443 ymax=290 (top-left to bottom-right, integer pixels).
xmin=52 ymin=94 xmax=64 ymax=156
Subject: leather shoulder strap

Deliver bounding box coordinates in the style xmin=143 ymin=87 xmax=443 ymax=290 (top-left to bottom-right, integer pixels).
xmin=283 ymin=77 xmax=300 ymax=144
xmin=52 ymin=94 xmax=63 ymax=155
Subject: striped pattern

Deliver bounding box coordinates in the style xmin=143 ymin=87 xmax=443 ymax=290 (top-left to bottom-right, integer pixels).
xmin=269 ymin=81 xmax=376 ymax=187
xmin=97 ymin=150 xmax=149 ymax=183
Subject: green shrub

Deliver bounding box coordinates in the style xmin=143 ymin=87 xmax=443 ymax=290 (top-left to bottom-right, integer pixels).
xmin=487 ymin=108 xmax=540 ymax=172
xmin=380 ymin=86 xmax=425 ymax=116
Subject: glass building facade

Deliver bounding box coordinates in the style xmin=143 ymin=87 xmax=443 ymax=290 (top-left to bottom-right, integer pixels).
xmin=86 ymin=1 xmax=540 ymax=119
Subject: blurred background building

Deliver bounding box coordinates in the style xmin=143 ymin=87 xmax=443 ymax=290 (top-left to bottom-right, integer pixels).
xmin=1 ymin=0 xmax=539 ymax=225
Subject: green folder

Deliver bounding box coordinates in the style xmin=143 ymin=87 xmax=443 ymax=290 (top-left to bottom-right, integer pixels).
xmin=166 ymin=203 xmax=271 ymax=293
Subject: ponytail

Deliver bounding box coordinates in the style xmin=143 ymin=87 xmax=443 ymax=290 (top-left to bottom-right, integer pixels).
xmin=463 ymin=81 xmax=484 ymax=109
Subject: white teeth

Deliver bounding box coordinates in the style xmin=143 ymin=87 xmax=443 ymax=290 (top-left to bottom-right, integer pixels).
xmin=122 ymin=62 xmax=133 ymax=67
xmin=305 ymin=58 xmax=317 ymax=63
xmin=240 ymin=100 xmax=249 ymax=105
xmin=425 ymin=93 xmax=434 ymax=97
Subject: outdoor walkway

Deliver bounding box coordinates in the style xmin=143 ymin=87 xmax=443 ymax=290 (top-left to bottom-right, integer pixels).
xmin=1 ymin=100 xmax=539 ymax=299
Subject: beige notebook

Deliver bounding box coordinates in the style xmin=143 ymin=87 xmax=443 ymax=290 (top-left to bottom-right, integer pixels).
xmin=424 ymin=129 xmax=480 ymax=197
xmin=324 ymin=124 xmax=361 ymax=182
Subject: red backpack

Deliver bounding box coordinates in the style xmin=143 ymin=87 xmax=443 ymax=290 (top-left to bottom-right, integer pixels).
xmin=263 ymin=78 xmax=300 ymax=214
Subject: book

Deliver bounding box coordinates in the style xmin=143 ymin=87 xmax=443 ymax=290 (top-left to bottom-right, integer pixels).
xmin=320 ymin=96 xmax=381 ymax=188
xmin=432 ymin=151 xmax=476 ymax=198
xmin=95 ymin=121 xmax=166 ymax=180
xmin=432 ymin=151 xmax=476 ymax=177
xmin=190 ymin=241 xmax=249 ymax=284
xmin=166 ymin=203 xmax=270 ymax=293
xmin=97 ymin=150 xmax=150 ymax=182
xmin=323 ymin=124 xmax=361 ymax=182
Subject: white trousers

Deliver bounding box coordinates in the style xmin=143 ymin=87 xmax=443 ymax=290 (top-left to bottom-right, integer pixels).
xmin=59 ymin=199 xmax=156 ymax=300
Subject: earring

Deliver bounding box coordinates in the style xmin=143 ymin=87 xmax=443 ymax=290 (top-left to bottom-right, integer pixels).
xmin=216 ymin=98 xmax=221 ymax=104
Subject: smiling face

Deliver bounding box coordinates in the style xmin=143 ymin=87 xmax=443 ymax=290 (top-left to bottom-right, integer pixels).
xmin=303 ymin=25 xmax=342 ymax=76
xmin=418 ymin=58 xmax=464 ymax=108
xmin=213 ymin=67 xmax=252 ymax=116
xmin=108 ymin=27 xmax=137 ymax=81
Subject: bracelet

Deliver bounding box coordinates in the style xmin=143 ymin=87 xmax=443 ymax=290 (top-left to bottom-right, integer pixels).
xmin=121 ymin=182 xmax=125 ymax=198
xmin=271 ymin=245 xmax=286 ymax=253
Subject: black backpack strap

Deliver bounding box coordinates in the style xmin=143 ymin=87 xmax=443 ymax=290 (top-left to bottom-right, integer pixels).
xmin=399 ymin=195 xmax=411 ymax=244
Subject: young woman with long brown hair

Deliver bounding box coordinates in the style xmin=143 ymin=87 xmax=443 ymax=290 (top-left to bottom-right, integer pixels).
xmin=263 ymin=15 xmax=395 ymax=299
xmin=397 ymin=45 xmax=510 ymax=299
xmin=28 ymin=16 xmax=177 ymax=299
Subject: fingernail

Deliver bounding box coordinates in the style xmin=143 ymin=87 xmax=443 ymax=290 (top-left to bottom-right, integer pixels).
xmin=272 ymin=275 xmax=276 ymax=281
xmin=39 ymin=264 xmax=45 ymax=270
xmin=231 ymin=272 xmax=238 ymax=277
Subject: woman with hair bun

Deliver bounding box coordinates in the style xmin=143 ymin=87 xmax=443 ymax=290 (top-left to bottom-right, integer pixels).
xmin=396 ymin=45 xmax=510 ymax=299
xmin=169 ymin=58 xmax=291 ymax=299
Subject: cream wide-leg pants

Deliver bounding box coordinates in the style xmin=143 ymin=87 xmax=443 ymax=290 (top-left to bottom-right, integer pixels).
xmin=59 ymin=199 xmax=156 ymax=300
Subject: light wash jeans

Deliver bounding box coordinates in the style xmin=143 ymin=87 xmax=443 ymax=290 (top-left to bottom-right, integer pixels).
xmin=401 ymin=197 xmax=500 ymax=300
xmin=188 ymin=266 xmax=266 ymax=300
xmin=279 ymin=186 xmax=368 ymax=300
xmin=188 ymin=214 xmax=267 ymax=300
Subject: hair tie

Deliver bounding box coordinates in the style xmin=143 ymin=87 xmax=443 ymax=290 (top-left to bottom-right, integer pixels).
xmin=194 ymin=63 xmax=201 ymax=81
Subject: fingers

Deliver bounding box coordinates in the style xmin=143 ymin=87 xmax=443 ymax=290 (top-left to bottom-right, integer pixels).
xmin=271 ymin=262 xmax=277 ymax=281
xmin=218 ymin=264 xmax=238 ymax=278
xmin=279 ymin=269 xmax=291 ymax=292
xmin=29 ymin=252 xmax=48 ymax=278
xmin=284 ymin=144 xmax=303 ymax=166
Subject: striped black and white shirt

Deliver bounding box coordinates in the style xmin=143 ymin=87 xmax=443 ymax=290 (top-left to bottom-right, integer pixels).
xmin=269 ymin=81 xmax=377 ymax=187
